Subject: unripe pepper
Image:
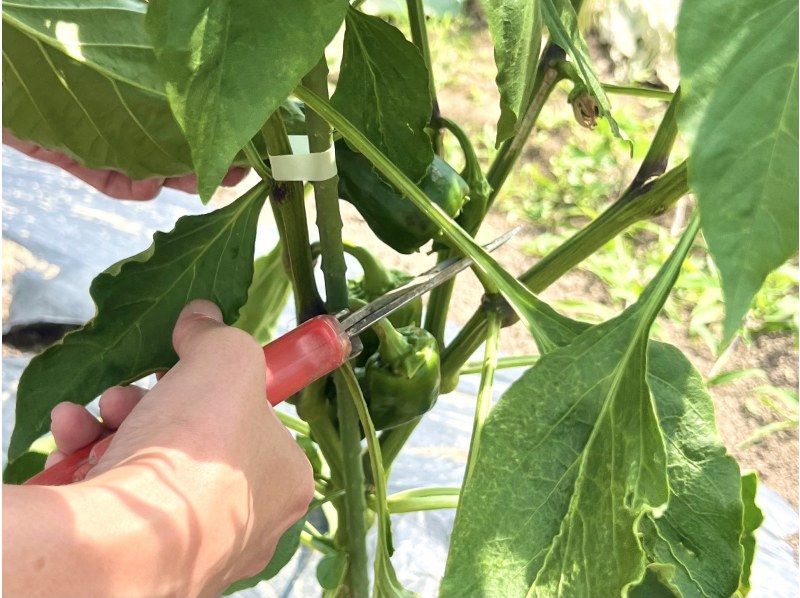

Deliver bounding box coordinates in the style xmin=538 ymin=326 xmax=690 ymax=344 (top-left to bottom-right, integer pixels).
xmin=344 ymin=243 xmax=422 ymax=365
xmin=363 ymin=319 xmax=441 ymax=431
xmin=336 ymin=141 xmax=469 ymax=253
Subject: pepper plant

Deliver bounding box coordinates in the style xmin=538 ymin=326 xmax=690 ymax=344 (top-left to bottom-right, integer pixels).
xmin=3 ymin=0 xmax=797 ymax=596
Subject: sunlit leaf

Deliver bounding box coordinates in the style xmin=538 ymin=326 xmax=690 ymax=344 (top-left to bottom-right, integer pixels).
xmin=478 ymin=0 xmax=543 ymax=144
xmin=331 ymin=7 xmax=433 ymax=182
xmin=146 ymin=0 xmax=348 ymax=200
xmin=2 ymin=0 xmax=192 ymax=178
xmin=677 ymin=0 xmax=799 ymax=342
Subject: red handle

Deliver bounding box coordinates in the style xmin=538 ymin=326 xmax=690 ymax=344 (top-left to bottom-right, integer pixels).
xmin=24 ymin=315 xmax=351 ymax=486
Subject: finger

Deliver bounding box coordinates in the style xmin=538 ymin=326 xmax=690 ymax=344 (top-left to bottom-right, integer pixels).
xmin=50 ymin=402 xmax=104 ymax=455
xmin=155 ymin=369 xmax=168 ymax=381
xmin=163 ymin=174 xmax=198 ymax=194
xmin=221 ymin=167 xmax=250 ymax=187
xmin=171 ymin=299 xmax=225 ymax=359
xmin=99 ymin=385 xmax=147 ymax=429
xmin=44 ymin=450 xmax=68 ymax=468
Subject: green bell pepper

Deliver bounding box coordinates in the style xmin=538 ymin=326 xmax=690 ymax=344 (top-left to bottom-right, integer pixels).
xmin=336 ymin=141 xmax=469 ymax=254
xmin=363 ymin=319 xmax=441 ymax=431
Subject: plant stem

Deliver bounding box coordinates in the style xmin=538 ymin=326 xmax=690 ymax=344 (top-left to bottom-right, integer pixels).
xmin=439 ymin=161 xmax=689 ymax=389
xmin=461 ymin=354 xmax=539 ymax=374
xmin=602 ymin=83 xmax=673 ymax=101
xmin=243 ymin=141 xmax=272 ymax=180
xmin=464 ymin=309 xmax=500 ymax=484
xmin=485 ymin=44 xmax=567 ymax=208
xmin=627 ymin=87 xmax=681 ymax=191
xmin=380 ymin=486 xmax=460 ymax=513
xmin=262 ymin=113 xmax=324 ymax=322
xmin=423 ymin=253 xmax=455 ymax=347
xmin=275 ymin=410 xmax=311 ymax=435
xmin=333 ymin=371 xmax=370 ymax=598
xmin=405 ymin=0 xmax=442 ymax=154
xmin=303 ymin=58 xmax=349 ymax=312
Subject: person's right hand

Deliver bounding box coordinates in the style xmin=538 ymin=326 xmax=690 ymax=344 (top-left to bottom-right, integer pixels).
xmin=46 ymin=299 xmax=314 ymax=596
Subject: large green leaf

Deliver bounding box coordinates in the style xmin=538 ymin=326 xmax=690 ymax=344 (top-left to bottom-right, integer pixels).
xmin=331 ymin=7 xmax=433 ymax=183
xmin=7 ymin=183 xmax=267 ymax=460
xmin=540 ymin=0 xmax=625 ymax=140
xmin=677 ymin=0 xmax=799 ymax=341
xmin=442 ymin=219 xmax=744 ymax=596
xmin=146 ymin=0 xmax=347 ymax=201
xmin=2 ymin=0 xmax=192 ymax=178
xmin=224 ymin=516 xmax=305 ymax=594
xmin=478 ymin=0 xmax=542 ymax=145
xmin=737 ymin=472 xmax=763 ymax=597
xmin=637 ymin=342 xmax=744 ymax=597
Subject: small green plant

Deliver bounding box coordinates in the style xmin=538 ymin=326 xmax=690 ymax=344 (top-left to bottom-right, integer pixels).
xmin=3 ymin=0 xmax=796 ymax=596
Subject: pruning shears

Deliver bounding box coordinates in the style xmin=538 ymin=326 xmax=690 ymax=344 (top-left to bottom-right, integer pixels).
xmin=25 ymin=229 xmax=517 ymax=486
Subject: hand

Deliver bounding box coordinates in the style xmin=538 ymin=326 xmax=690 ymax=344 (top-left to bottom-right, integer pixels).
xmin=3 ymin=130 xmax=248 ymax=200
xmin=4 ymin=300 xmax=314 ymax=598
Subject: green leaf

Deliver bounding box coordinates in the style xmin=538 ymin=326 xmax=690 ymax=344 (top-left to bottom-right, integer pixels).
xmin=540 ymin=0 xmax=626 ymax=141
xmin=331 ymin=7 xmax=433 ymax=183
xmin=2 ymin=0 xmax=192 ymax=178
xmin=146 ymin=0 xmax=348 ymax=201
xmin=3 ymin=451 xmax=47 ymax=484
xmin=234 ymin=242 xmax=291 ymax=344
xmin=442 ymin=220 xmax=706 ymax=597
xmin=481 ymin=0 xmax=542 ymax=147
xmin=677 ymin=0 xmax=799 ymax=342
xmin=317 ymin=551 xmax=348 ymax=591
xmin=8 ymin=184 xmax=268 ymax=460
xmin=638 ymin=341 xmax=745 ymax=597
xmin=224 ymin=516 xmax=306 ymax=594
xmin=478 ymin=0 xmax=542 ymax=145
xmin=737 ymin=472 xmax=764 ymax=596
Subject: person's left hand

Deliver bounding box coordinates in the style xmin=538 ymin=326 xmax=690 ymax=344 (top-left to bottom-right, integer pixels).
xmin=3 ymin=130 xmax=249 ymax=201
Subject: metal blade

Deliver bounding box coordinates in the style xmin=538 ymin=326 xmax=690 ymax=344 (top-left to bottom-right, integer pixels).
xmin=340 ymin=228 xmax=520 ymax=337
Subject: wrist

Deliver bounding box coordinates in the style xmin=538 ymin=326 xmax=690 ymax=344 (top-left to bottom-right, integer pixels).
xmin=78 ymin=448 xmax=248 ymax=597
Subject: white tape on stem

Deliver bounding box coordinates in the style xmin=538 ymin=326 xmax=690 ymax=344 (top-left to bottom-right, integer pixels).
xmin=268 ymin=135 xmax=337 ymax=182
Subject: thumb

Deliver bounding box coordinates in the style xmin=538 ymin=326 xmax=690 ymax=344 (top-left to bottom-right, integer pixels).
xmin=171 ymin=299 xmax=226 ymax=359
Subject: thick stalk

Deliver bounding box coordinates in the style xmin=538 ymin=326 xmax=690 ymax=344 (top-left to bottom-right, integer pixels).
xmin=303 ymin=58 xmax=349 ymax=311
xmin=602 ymin=83 xmax=673 ymax=101
xmin=334 ymin=371 xmax=370 ymax=598
xmin=463 ymin=309 xmax=500 ymax=484
xmin=485 ymin=44 xmax=566 ymax=207
xmin=423 ymin=255 xmax=455 ymax=348
xmin=405 ymin=0 xmax=442 ymax=154
xmin=439 ymin=161 xmax=689 ymax=389
xmin=262 ymin=113 xmax=324 ymax=322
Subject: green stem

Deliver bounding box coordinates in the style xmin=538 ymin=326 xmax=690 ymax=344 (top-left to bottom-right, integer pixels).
xmin=303 ymin=58 xmax=349 ymax=312
xmin=405 ymin=0 xmax=442 ymax=154
xmin=464 ymin=309 xmax=500 ymax=484
xmin=339 ymin=364 xmax=398 ymax=594
xmin=626 ymin=87 xmax=681 ymax=191
xmin=423 ymin=256 xmax=455 ymax=348
xmin=461 ymin=354 xmax=538 ymax=374
xmin=602 ymin=83 xmax=674 ymax=101
xmin=333 ymin=370 xmax=370 ymax=598
xmin=342 ymin=243 xmax=394 ymax=296
xmin=262 ymin=113 xmax=324 ymax=322
xmin=485 ymin=44 xmax=566 ymax=207
xmin=379 ymin=487 xmax=460 ymax=513
xmin=275 ymin=410 xmax=311 ymax=436
xmin=373 ymin=318 xmax=411 ymax=364
xmin=294 ymin=86 xmax=534 ymax=336
xmin=243 ymin=141 xmax=272 ymax=180
xmin=439 ymin=161 xmax=689 ymax=390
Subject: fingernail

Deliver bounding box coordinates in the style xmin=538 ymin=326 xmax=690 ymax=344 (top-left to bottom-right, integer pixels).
xmin=182 ymin=299 xmax=223 ymax=322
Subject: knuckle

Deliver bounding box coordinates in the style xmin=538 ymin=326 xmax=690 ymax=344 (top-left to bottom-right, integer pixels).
xmin=197 ymin=327 xmax=264 ymax=371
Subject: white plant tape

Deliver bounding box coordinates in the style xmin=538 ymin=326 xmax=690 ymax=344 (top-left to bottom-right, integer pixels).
xmin=268 ymin=135 xmax=337 ymax=182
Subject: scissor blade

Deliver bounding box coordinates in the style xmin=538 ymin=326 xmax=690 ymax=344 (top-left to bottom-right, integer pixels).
xmin=340 ymin=228 xmax=519 ymax=337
